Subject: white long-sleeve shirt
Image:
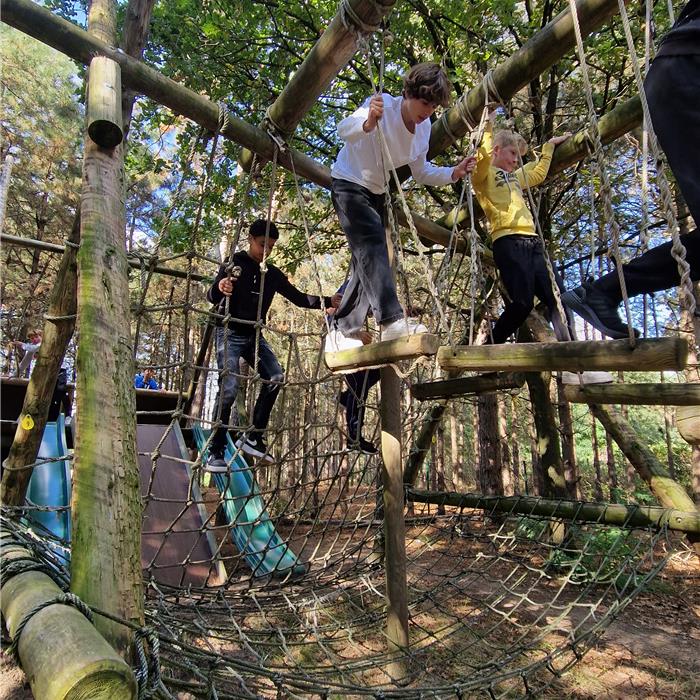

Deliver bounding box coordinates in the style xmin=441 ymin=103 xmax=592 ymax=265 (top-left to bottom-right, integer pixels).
xmin=331 ymin=93 xmax=454 ymax=195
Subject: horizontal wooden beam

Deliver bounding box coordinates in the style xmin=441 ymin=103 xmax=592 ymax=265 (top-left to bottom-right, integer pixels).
xmin=426 ymin=0 xmax=627 ymax=161
xmin=325 ymin=333 xmax=439 ymax=373
xmin=239 ymin=0 xmax=396 ymax=169
xmin=563 ymin=382 xmax=700 ymax=406
xmin=437 ymin=338 xmax=688 ymax=373
xmin=411 ymin=372 xmax=525 ymax=401
xmin=1 ymin=232 xmax=208 ymax=282
xmin=407 ymin=489 xmax=700 ymax=534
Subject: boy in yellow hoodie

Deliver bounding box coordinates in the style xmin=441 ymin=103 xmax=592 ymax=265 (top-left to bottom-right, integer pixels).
xmin=471 ymin=113 xmax=571 ymax=344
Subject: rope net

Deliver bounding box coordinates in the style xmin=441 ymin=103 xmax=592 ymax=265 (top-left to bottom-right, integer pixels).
xmin=3 ymin=197 xmax=686 ymax=694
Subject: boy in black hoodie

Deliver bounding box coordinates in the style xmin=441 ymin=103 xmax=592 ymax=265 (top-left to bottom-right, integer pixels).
xmin=206 ymin=219 xmax=339 ymax=470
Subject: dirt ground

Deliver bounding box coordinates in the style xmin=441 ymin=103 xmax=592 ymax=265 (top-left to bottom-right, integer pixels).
xmin=2 ymin=552 xmax=698 ymax=700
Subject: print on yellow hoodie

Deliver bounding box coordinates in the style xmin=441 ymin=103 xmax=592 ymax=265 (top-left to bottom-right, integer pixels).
xmin=471 ymin=123 xmax=555 ymax=242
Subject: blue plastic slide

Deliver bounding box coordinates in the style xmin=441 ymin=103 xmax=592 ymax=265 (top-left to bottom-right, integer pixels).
xmin=26 ymin=414 xmax=72 ymax=556
xmin=193 ymin=425 xmax=307 ymax=579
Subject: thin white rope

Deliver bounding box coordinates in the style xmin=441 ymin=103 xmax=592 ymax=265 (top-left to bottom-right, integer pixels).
xmin=615 ymin=0 xmax=696 ymax=320
xmin=567 ymin=0 xmax=638 ymax=346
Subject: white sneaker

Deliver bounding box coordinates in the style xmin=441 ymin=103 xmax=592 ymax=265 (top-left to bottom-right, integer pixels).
xmin=380 ymin=317 xmax=428 ymax=341
xmin=324 ymin=328 xmax=363 ymax=353
xmin=561 ymin=371 xmax=614 ymax=385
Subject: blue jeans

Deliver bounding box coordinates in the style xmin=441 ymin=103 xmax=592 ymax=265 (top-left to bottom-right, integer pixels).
xmin=210 ymin=327 xmax=284 ymax=453
xmin=331 ymin=178 xmax=403 ymax=335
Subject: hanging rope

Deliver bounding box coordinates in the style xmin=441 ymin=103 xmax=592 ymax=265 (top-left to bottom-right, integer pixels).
xmin=567 ymin=0 xmax=638 ymax=347
xmin=615 ymin=0 xmax=696 ymax=321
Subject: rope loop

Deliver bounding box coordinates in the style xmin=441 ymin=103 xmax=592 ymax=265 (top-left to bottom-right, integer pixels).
xmin=7 ymin=592 xmax=93 ymax=661
xmin=339 ymin=0 xmax=382 ymax=36
xmin=133 ymin=627 xmax=164 ymax=700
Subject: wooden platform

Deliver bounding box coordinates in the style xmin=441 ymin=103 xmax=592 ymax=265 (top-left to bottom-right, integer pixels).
xmin=411 ymin=372 xmax=525 ymax=401
xmin=325 ymin=334 xmax=440 ymax=373
xmin=437 ymin=338 xmax=688 ymax=373
xmin=563 ymin=382 xmax=700 ymax=406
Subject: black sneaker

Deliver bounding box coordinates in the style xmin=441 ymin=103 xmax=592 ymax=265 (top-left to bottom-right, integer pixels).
xmin=561 ymin=285 xmax=640 ymax=339
xmin=235 ymin=434 xmax=274 ymax=463
xmin=348 ymin=436 xmax=378 ymax=455
xmin=205 ymin=451 xmax=228 ymax=472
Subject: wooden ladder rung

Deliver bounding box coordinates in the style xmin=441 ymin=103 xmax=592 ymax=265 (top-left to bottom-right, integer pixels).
xmin=411 ymin=372 xmax=526 ymax=401
xmin=437 ymin=338 xmax=688 ymax=373
xmin=324 ymin=334 xmax=439 ymax=373
xmin=563 ymin=382 xmax=700 ymax=406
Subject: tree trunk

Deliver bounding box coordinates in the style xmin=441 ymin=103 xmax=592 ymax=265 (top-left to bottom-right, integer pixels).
xmin=477 ymin=394 xmax=503 ymax=496
xmin=70 ymin=0 xmax=144 ymax=656
xmin=605 ymin=428 xmax=619 ymax=503
xmin=591 ymin=413 xmax=604 ymax=501
xmin=557 ymin=379 xmax=579 ymax=498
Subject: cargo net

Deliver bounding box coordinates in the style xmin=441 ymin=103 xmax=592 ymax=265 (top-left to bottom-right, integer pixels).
xmin=4 ymin=489 xmax=674 ymax=699
xmin=5 ymin=277 xmax=678 ymax=697
xmin=1 ymin=126 xmax=683 ymax=697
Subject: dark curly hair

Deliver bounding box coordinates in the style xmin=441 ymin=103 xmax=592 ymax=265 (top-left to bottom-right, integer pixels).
xmin=402 ymin=62 xmax=452 ymax=107
xmin=249 ymin=219 xmax=280 ymax=239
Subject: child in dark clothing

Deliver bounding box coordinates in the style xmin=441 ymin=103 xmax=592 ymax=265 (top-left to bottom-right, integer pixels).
xmin=206 ymin=219 xmax=339 ymax=470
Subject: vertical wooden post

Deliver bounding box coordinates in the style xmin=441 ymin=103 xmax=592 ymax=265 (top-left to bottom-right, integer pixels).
xmin=379 ymin=365 xmax=409 ymax=681
xmin=71 ymin=0 xmax=143 ymax=655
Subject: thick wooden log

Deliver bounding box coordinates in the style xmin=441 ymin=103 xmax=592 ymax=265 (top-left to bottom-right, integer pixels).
xmin=239 ymin=0 xmax=396 ymax=170
xmin=0 ymin=0 xmax=460 ymax=254
xmin=411 ymin=372 xmax=525 ymax=401
xmin=676 ymin=405 xmax=700 ymax=445
xmin=406 ymin=490 xmax=700 ymax=534
xmin=1 ymin=532 xmax=137 ymax=699
xmin=71 ymin=0 xmax=143 ymax=655
xmin=425 ymin=0 xmax=628 ymax=162
xmin=1 ymin=214 xmax=79 ymax=506
xmin=590 ymin=403 xmax=699 ymax=558
xmin=563 ymin=382 xmax=700 ymax=406
xmin=325 ymin=333 xmax=439 ymax=373
xmin=438 ymin=338 xmax=688 ymax=373
xmin=87 ymin=56 xmax=123 ymax=147
xmin=379 ymin=366 xmax=409 ymax=680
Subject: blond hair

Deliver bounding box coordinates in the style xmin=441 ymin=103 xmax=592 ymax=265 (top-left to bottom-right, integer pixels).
xmin=493 ymin=130 xmax=528 ymax=156
xmin=402 ymin=62 xmax=452 ymax=107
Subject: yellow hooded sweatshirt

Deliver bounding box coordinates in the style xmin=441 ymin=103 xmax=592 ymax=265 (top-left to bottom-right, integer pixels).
xmin=471 ymin=123 xmax=554 ymax=243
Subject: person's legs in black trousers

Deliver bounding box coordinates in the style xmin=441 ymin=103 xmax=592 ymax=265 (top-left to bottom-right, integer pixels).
xmin=331 ymin=179 xmax=403 ymax=336
xmin=491 ymin=236 xmax=537 ymax=344
xmin=343 ymin=368 xmax=380 ymax=453
xmin=563 ymin=54 xmax=700 ymax=339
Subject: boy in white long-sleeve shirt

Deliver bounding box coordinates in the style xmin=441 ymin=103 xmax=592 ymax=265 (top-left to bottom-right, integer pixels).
xmin=326 ymin=62 xmax=475 ymax=351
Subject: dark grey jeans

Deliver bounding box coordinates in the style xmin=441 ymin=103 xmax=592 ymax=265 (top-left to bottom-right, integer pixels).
xmin=331 ymin=178 xmax=403 ymax=335
xmin=210 ymin=327 xmax=283 ymax=453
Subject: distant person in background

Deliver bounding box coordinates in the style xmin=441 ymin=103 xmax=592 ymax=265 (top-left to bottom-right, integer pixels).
xmin=134 ymin=367 xmax=159 ymax=390
xmin=11 ymin=329 xmax=42 ymax=377
xmin=47 ymin=367 xmax=72 ymax=422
